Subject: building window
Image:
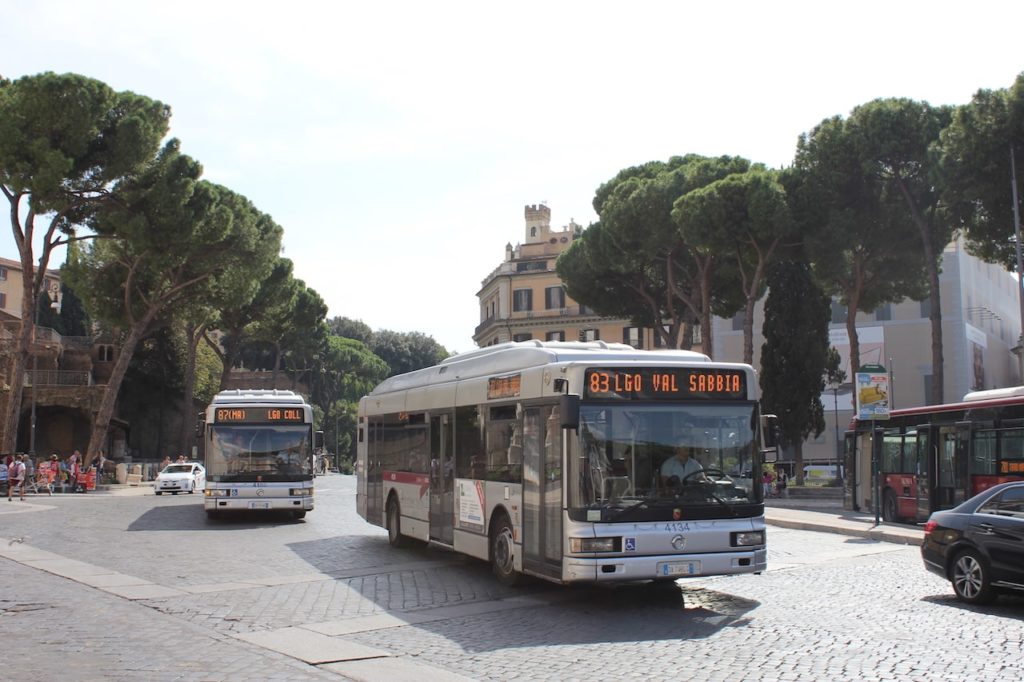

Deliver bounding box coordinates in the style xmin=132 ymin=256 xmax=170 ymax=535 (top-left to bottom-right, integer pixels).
xmin=622 ymin=327 xmax=642 ymax=348
xmin=530 ymin=227 xmax=537 ymax=238
xmin=0 ymin=267 xmax=7 ymax=280
xmin=513 ymin=289 xmax=533 ymax=312
xmin=580 ymin=329 xmax=599 ymax=342
xmin=516 ymin=261 xmax=547 ymax=272
xmin=98 ymin=345 xmax=114 ymax=362
xmin=513 ymin=333 xmax=533 ymax=342
xmin=545 ymin=286 xmax=565 ymax=310
xmin=0 ymin=293 xmax=5 ymax=309
xmin=830 ymin=300 xmax=847 ymax=324
xmin=546 ymin=331 xmax=565 ymax=342
xmin=731 ymin=311 xmax=745 ymax=331
xmin=874 ymin=303 xmax=892 ymax=321
xmin=919 ymin=297 xmax=931 ymax=319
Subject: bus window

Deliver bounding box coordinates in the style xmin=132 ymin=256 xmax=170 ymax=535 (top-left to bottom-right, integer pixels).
xmin=972 ymin=429 xmax=997 ymax=475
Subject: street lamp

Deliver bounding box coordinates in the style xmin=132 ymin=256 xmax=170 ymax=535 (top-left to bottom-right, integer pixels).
xmin=29 ymin=282 xmax=62 ymax=456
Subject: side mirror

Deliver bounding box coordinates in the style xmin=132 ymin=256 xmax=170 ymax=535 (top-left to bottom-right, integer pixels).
xmin=314 ymin=430 xmax=324 ymax=450
xmin=560 ymin=394 xmax=580 ymax=429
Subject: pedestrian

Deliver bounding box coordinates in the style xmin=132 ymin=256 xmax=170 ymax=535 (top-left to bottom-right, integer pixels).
xmin=0 ymin=457 xmax=8 ymax=497
xmin=176 ymin=453 xmax=186 ymax=463
xmin=777 ymin=469 xmax=788 ymax=498
xmin=160 ymin=455 xmax=171 ymax=470
xmin=95 ymin=450 xmax=108 ymax=483
xmin=762 ymin=470 xmax=774 ymax=498
xmin=67 ymin=450 xmax=81 ymax=491
xmin=8 ymin=454 xmax=26 ymax=501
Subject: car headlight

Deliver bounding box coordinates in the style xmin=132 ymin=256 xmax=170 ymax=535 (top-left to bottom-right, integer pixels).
xmin=732 ymin=530 xmax=765 ymax=546
xmin=569 ymin=537 xmax=618 ymax=553
xmin=205 ymin=489 xmax=229 ymax=497
xmin=289 ymin=488 xmax=313 ymax=496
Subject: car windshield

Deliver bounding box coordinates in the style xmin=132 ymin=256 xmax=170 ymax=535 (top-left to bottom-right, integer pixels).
xmin=162 ymin=465 xmax=195 ymax=474
xmin=206 ymin=425 xmax=312 ymax=482
xmin=569 ymin=402 xmax=762 ymax=521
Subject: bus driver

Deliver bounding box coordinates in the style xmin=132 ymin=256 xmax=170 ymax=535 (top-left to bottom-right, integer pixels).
xmin=660 ymin=446 xmax=704 ymax=487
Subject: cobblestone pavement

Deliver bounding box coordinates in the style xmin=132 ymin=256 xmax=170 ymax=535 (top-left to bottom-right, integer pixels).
xmin=1 ymin=475 xmax=1022 ymax=681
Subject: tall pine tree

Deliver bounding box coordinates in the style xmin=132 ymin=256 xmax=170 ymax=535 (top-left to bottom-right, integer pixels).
xmin=760 ymin=262 xmax=830 ymax=484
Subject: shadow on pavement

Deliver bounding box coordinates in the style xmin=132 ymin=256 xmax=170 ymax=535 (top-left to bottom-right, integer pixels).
xmin=920 ymin=592 xmax=1024 ymax=618
xmin=126 ymin=503 xmax=303 ymax=531
xmin=286 ymin=533 xmax=760 ymax=650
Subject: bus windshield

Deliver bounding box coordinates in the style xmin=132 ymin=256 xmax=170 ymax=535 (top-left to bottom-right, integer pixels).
xmin=570 ymin=403 xmax=761 ymax=520
xmin=207 ymin=425 xmax=313 ymax=482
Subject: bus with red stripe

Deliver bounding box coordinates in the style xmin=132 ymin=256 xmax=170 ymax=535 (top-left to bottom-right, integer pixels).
xmin=846 ymin=386 xmax=1024 ymax=523
xmin=357 ymin=340 xmax=778 ymax=586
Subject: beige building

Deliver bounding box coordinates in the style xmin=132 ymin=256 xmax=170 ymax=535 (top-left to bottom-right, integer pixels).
xmin=0 ymin=256 xmax=61 ymax=322
xmin=713 ymin=237 xmax=1023 ymax=469
xmin=474 ymin=205 xmax=671 ymax=350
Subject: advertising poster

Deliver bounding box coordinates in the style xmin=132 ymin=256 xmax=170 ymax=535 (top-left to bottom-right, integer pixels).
xmin=855 ymin=371 xmax=890 ymax=420
xmin=457 ymin=479 xmax=485 ymax=532
xmin=965 ymin=323 xmax=987 ymax=391
xmin=826 ymin=326 xmax=885 ymax=411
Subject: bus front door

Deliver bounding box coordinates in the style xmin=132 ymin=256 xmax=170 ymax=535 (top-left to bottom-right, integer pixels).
xmin=430 ymin=414 xmax=454 ymax=545
xmin=367 ymin=421 xmax=383 ymax=527
xmin=522 ymin=405 xmax=562 ymax=580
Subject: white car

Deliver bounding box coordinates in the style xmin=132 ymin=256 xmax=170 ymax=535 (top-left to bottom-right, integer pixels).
xmin=155 ymin=462 xmax=206 ymax=495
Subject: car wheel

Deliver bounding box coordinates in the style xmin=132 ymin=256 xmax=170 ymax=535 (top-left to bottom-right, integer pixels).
xmin=386 ymin=497 xmax=409 ymax=548
xmin=188 ymin=483 xmax=195 ymax=494
xmin=155 ymin=491 xmax=163 ymax=495
xmin=490 ymin=514 xmax=521 ymax=586
xmin=951 ymin=549 xmax=995 ymax=604
xmin=882 ymin=490 xmax=899 ymax=523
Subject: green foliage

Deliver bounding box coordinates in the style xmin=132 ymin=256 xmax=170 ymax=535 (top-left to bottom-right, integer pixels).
xmin=941 ymin=72 xmax=1024 ymax=269
xmin=329 ymin=316 xmax=373 ymax=344
xmin=193 ymin=340 xmax=223 ymax=404
xmin=370 ymin=329 xmax=448 ymax=377
xmin=561 ymin=154 xmax=756 ymax=353
xmin=760 ymin=261 xmax=830 ymax=446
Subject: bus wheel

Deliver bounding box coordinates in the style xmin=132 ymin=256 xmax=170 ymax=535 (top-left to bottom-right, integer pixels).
xmin=490 ymin=515 xmax=521 ymax=586
xmin=292 ymin=510 xmax=306 ymax=520
xmin=882 ymin=490 xmax=899 ymax=523
xmin=386 ymin=497 xmax=409 ymax=548
xmin=951 ymin=549 xmax=995 ymax=604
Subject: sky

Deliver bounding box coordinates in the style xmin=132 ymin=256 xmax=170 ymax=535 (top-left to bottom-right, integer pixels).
xmin=3 ymin=1 xmax=1023 ymax=353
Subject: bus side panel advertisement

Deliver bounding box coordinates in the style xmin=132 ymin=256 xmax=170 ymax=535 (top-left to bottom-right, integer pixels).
xmin=458 ymin=479 xmax=485 ymax=532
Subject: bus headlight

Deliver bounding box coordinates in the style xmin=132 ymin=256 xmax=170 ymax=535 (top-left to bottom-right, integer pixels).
xmin=732 ymin=530 xmax=764 ymax=546
xmin=205 ymin=489 xmax=229 ymax=497
xmin=290 ymin=488 xmax=313 ymax=496
xmin=570 ymin=537 xmax=618 ymax=553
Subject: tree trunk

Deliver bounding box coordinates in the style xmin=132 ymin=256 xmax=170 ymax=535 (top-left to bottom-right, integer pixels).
xmin=179 ymin=323 xmax=203 ymax=457
xmin=699 ymin=274 xmax=714 ymax=360
xmin=1 ymin=254 xmax=37 ymax=452
xmin=743 ymin=296 xmax=756 ymax=366
xmin=793 ymin=436 xmax=804 ymax=487
xmin=85 ymin=312 xmax=157 ymax=460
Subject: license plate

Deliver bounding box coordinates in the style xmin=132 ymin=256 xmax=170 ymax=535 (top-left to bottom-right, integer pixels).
xmin=248 ymin=501 xmax=271 ymax=509
xmin=660 ymin=561 xmax=701 ymax=576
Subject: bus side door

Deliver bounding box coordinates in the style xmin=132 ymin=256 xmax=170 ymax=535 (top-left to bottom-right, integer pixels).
xmin=522 ymin=404 xmax=563 ymax=580
xmin=915 ymin=425 xmax=931 ymax=522
xmin=429 ymin=413 xmax=454 ymax=544
xmin=367 ymin=420 xmax=383 ymax=526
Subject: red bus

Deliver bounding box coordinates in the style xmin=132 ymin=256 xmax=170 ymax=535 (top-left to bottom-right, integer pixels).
xmin=846 ymin=386 xmax=1024 ymax=523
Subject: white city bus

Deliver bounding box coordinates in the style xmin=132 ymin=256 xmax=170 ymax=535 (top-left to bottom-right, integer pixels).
xmin=357 ymin=341 xmax=775 ymax=585
xmin=202 ymin=389 xmax=320 ymax=520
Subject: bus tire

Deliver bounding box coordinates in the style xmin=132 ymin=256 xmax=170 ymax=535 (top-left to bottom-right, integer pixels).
xmin=386 ymin=496 xmax=409 ymax=548
xmin=292 ymin=510 xmax=306 ymax=520
xmin=951 ymin=549 xmax=995 ymax=604
xmin=490 ymin=514 xmax=521 ymax=586
xmin=882 ymin=490 xmax=899 ymax=523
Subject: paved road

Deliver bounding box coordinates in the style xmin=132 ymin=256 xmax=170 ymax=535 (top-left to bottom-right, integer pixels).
xmin=1 ymin=475 xmax=1021 ymax=681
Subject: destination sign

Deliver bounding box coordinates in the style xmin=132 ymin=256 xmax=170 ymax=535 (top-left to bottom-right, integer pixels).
xmin=584 ymin=368 xmax=747 ymax=401
xmin=213 ymin=407 xmax=306 ymax=423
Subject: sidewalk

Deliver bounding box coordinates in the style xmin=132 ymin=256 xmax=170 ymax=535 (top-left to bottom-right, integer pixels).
xmin=765 ymin=502 xmax=924 ymax=546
